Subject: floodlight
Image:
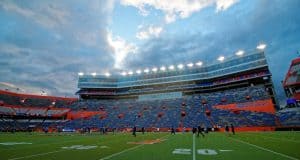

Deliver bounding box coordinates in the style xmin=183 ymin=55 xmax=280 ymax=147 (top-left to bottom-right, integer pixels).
xmin=105 ymin=72 xmax=111 ymax=77
xmin=78 ymin=72 xmax=84 ymax=76
xmin=160 ymin=66 xmax=166 ymax=71
xmin=187 ymin=63 xmax=194 ymax=67
xmin=256 ymin=43 xmax=267 ymax=50
xmin=235 ymin=50 xmax=245 ymax=56
xmin=128 ymin=71 xmax=133 ymax=75
xmin=177 ymin=64 xmax=184 ymax=69
xmin=152 ymin=67 xmax=158 ymax=72
xmin=168 ymin=65 xmax=175 ymax=70
xmin=144 ymin=68 xmax=149 ymax=73
xmin=91 ymin=72 xmax=97 ymax=76
xmin=121 ymin=71 xmax=127 ymax=76
xmin=196 ymin=61 xmax=203 ymax=66
xmin=136 ymin=70 xmax=142 ymax=74
xmin=217 ymin=56 xmax=225 ymax=62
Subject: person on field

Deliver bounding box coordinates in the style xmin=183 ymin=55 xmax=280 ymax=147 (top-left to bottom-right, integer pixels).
xmin=171 ymin=127 xmax=176 ymax=135
xmin=197 ymin=125 xmax=205 ymax=138
xmin=192 ymin=127 xmax=197 ymax=134
xmin=141 ymin=127 xmax=145 ymax=134
xmin=231 ymin=124 xmax=235 ymax=135
xmin=225 ymin=125 xmax=230 ymax=136
xmin=132 ymin=126 xmax=137 ymax=137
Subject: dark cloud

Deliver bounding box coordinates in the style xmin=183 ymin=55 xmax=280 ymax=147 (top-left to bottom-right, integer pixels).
xmin=0 ymin=0 xmax=115 ymax=96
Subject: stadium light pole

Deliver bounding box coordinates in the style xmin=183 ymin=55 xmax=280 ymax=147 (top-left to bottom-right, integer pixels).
xmin=136 ymin=70 xmax=142 ymax=74
xmin=144 ymin=68 xmax=149 ymax=73
xmin=177 ymin=64 xmax=184 ymax=69
xmin=235 ymin=50 xmax=245 ymax=56
xmin=187 ymin=63 xmax=194 ymax=68
xmin=196 ymin=61 xmax=203 ymax=66
xmin=160 ymin=66 xmax=166 ymax=71
xmin=217 ymin=56 xmax=225 ymax=62
xmin=152 ymin=67 xmax=158 ymax=72
xmin=78 ymin=72 xmax=84 ymax=76
xmin=91 ymin=72 xmax=97 ymax=76
xmin=121 ymin=71 xmax=127 ymax=76
xmin=105 ymin=72 xmax=111 ymax=77
xmin=128 ymin=71 xmax=133 ymax=75
xmin=168 ymin=65 xmax=175 ymax=70
xmin=256 ymin=43 xmax=267 ymax=50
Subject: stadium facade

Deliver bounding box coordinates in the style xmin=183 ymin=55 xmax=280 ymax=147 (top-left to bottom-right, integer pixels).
xmin=77 ymin=50 xmax=277 ymax=105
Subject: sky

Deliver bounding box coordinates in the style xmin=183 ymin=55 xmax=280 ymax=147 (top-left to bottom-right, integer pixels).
xmin=0 ymin=0 xmax=299 ymax=104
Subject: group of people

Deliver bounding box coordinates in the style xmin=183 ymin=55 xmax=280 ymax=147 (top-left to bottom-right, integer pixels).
xmin=132 ymin=124 xmax=235 ymax=137
xmin=225 ymin=124 xmax=235 ymax=135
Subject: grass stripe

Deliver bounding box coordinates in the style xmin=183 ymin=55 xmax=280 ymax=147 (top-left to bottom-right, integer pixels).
xmin=232 ymin=138 xmax=299 ymax=160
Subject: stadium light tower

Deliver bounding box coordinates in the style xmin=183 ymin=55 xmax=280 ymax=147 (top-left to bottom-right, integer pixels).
xmin=187 ymin=63 xmax=194 ymax=67
xmin=152 ymin=67 xmax=158 ymax=72
xmin=256 ymin=43 xmax=267 ymax=50
xmin=177 ymin=64 xmax=184 ymax=69
xmin=128 ymin=71 xmax=133 ymax=75
xmin=235 ymin=50 xmax=245 ymax=56
xmin=144 ymin=68 xmax=149 ymax=73
xmin=160 ymin=66 xmax=166 ymax=71
xmin=196 ymin=61 xmax=203 ymax=66
xmin=105 ymin=72 xmax=111 ymax=77
xmin=91 ymin=72 xmax=97 ymax=76
xmin=168 ymin=65 xmax=175 ymax=70
xmin=217 ymin=56 xmax=225 ymax=62
xmin=78 ymin=72 xmax=84 ymax=76
xmin=121 ymin=71 xmax=127 ymax=76
xmin=136 ymin=70 xmax=142 ymax=74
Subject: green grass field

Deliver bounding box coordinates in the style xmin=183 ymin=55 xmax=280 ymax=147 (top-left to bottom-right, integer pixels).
xmin=0 ymin=131 xmax=299 ymax=160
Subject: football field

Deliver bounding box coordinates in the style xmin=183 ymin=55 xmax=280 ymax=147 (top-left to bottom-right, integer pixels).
xmin=0 ymin=131 xmax=299 ymax=160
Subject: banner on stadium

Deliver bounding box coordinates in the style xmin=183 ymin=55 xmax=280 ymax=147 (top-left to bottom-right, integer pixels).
xmin=138 ymin=92 xmax=182 ymax=101
xmin=213 ymin=99 xmax=275 ymax=113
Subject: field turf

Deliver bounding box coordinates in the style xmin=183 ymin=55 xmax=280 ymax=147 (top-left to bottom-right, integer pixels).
xmin=0 ymin=131 xmax=299 ymax=160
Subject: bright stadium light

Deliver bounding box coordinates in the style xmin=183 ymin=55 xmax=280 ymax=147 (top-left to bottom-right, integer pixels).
xmin=105 ymin=72 xmax=111 ymax=77
xmin=235 ymin=50 xmax=245 ymax=56
xmin=177 ymin=64 xmax=184 ymax=69
xmin=217 ymin=56 xmax=225 ymax=62
xmin=257 ymin=43 xmax=267 ymax=50
xmin=168 ymin=65 xmax=175 ymax=70
xmin=144 ymin=68 xmax=149 ymax=73
xmin=121 ymin=71 xmax=127 ymax=76
xmin=152 ymin=67 xmax=158 ymax=72
xmin=136 ymin=70 xmax=142 ymax=74
xmin=128 ymin=71 xmax=133 ymax=75
xmin=78 ymin=72 xmax=84 ymax=76
xmin=187 ymin=63 xmax=194 ymax=67
xmin=160 ymin=66 xmax=166 ymax=71
xmin=196 ymin=61 xmax=203 ymax=66
xmin=91 ymin=72 xmax=97 ymax=76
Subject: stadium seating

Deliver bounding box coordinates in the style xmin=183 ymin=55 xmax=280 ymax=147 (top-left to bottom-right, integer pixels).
xmin=1 ymin=85 xmax=299 ymax=131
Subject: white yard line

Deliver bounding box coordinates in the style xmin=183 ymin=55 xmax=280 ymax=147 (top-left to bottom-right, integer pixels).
xmin=232 ymin=138 xmax=299 ymax=160
xmin=99 ymin=134 xmax=169 ymax=160
xmin=192 ymin=134 xmax=196 ymax=160
xmin=99 ymin=144 xmax=144 ymax=160
xmin=8 ymin=150 xmax=65 ymax=160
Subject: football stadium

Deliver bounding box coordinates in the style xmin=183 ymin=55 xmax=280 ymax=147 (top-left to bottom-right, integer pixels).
xmin=1 ymin=49 xmax=300 ymax=160
xmin=1 ymin=1 xmax=300 ymax=160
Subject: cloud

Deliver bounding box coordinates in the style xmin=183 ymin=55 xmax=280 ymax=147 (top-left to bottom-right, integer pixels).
xmin=120 ymin=0 xmax=239 ymax=23
xmin=136 ymin=26 xmax=163 ymax=40
xmin=0 ymin=0 xmax=116 ymax=96
xmin=0 ymin=0 xmax=69 ymax=29
xmin=107 ymin=32 xmax=138 ymax=69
